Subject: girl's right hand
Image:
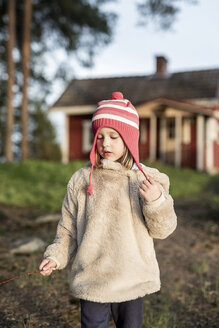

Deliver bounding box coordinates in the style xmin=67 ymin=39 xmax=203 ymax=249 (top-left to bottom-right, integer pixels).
xmin=39 ymin=258 xmax=57 ymax=276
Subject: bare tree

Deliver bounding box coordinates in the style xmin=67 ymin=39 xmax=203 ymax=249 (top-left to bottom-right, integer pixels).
xmin=21 ymin=0 xmax=32 ymax=160
xmin=5 ymin=0 xmax=16 ymax=162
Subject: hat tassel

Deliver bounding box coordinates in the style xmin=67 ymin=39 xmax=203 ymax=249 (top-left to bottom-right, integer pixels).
xmin=87 ymin=164 xmax=94 ymax=195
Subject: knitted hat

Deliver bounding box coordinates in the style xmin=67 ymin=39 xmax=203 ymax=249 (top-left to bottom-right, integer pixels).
xmin=87 ymin=91 xmax=149 ymax=195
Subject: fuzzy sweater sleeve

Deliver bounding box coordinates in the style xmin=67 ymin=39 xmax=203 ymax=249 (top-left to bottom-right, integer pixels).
xmin=140 ymin=169 xmax=177 ymax=239
xmin=43 ymin=179 xmax=78 ymax=270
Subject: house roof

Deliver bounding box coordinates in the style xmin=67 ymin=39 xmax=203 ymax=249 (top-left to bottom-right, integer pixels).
xmin=141 ymin=97 xmax=214 ymax=116
xmin=51 ymin=68 xmax=219 ymax=109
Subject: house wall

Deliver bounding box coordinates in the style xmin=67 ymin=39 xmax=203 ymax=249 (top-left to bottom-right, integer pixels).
xmin=139 ymin=118 xmax=150 ymax=159
xmin=181 ymin=117 xmax=197 ymax=168
xmin=139 ymin=114 xmax=198 ymax=168
xmin=213 ymin=119 xmax=219 ymax=169
xmin=203 ymin=142 xmax=207 ymax=171
xmin=69 ymin=114 xmax=91 ymax=160
xmin=214 ymin=141 xmax=219 ymax=168
xmin=156 ymin=118 xmax=160 ymax=159
xmin=67 ymin=109 xmax=218 ymax=173
xmin=204 ymin=116 xmax=219 ymax=172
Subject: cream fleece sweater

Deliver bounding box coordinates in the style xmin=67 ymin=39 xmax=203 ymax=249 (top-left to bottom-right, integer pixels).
xmin=44 ymin=159 xmax=177 ymax=303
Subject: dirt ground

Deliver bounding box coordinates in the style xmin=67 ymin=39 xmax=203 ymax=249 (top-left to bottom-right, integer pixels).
xmin=0 ymin=200 xmax=218 ymax=328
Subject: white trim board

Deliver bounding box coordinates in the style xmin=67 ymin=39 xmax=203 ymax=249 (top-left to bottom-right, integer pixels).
xmin=50 ymin=105 xmax=95 ymax=115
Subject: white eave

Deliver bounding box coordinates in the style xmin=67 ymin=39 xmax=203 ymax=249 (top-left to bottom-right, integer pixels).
xmin=49 ymin=105 xmax=96 ymax=115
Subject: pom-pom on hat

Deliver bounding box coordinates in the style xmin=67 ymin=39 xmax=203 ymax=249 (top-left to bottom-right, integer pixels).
xmin=87 ymin=91 xmax=149 ymax=195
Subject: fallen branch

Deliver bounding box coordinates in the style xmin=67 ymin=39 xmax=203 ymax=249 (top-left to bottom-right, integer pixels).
xmin=0 ymin=270 xmax=41 ymax=286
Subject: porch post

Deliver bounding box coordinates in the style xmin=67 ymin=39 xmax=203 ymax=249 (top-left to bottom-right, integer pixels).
xmin=206 ymin=117 xmax=214 ymax=173
xmin=62 ymin=114 xmax=69 ymax=163
xmin=175 ymin=116 xmax=182 ymax=168
xmin=159 ymin=117 xmax=166 ymax=162
xmin=149 ymin=114 xmax=157 ymax=161
xmin=196 ymin=115 xmax=204 ymax=171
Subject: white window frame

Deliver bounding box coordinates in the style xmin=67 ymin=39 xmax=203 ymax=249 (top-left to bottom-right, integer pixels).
xmin=82 ymin=119 xmax=93 ymax=153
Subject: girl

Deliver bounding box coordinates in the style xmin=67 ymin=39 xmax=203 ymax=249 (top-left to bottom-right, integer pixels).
xmin=39 ymin=92 xmax=177 ymax=328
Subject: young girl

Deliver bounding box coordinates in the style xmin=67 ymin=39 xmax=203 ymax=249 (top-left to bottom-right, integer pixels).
xmin=39 ymin=92 xmax=177 ymax=328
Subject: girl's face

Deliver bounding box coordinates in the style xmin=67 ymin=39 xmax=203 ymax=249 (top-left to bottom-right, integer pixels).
xmin=96 ymin=127 xmax=125 ymax=162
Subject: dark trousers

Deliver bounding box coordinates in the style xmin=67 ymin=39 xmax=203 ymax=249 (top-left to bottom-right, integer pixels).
xmin=80 ymin=297 xmax=144 ymax=328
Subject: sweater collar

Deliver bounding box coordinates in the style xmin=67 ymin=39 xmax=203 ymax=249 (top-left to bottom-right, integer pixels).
xmin=100 ymin=159 xmax=124 ymax=171
xmin=87 ymin=159 xmax=141 ymax=172
xmin=86 ymin=159 xmax=126 ymax=171
xmin=100 ymin=159 xmax=143 ymax=171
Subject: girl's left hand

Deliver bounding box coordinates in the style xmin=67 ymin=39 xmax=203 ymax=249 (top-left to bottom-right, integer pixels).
xmin=139 ymin=177 xmax=162 ymax=202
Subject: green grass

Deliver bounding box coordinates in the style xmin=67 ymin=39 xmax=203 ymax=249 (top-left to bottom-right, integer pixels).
xmin=0 ymin=160 xmax=86 ymax=213
xmin=0 ymin=160 xmax=218 ymax=214
xmin=143 ymin=160 xmax=211 ymax=199
xmin=143 ymin=291 xmax=176 ymax=328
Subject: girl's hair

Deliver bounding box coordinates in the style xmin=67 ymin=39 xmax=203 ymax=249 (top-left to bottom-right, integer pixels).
xmin=95 ymin=145 xmax=134 ymax=169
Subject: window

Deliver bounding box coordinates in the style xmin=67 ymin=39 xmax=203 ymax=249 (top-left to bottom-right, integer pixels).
xmin=82 ymin=120 xmax=93 ymax=153
xmin=140 ymin=120 xmax=147 ymax=144
xmin=167 ymin=118 xmax=175 ymax=139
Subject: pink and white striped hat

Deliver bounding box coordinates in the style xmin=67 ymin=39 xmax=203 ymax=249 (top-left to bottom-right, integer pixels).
xmin=87 ymin=91 xmax=149 ymax=195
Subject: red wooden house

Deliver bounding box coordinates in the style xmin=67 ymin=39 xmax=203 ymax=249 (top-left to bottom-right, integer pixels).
xmin=50 ymin=57 xmax=219 ymax=173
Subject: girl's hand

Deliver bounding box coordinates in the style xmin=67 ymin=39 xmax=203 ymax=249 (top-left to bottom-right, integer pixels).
xmin=39 ymin=258 xmax=57 ymax=276
xmin=139 ymin=177 xmax=161 ymax=202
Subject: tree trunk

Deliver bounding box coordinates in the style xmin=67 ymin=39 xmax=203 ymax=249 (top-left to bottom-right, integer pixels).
xmin=21 ymin=0 xmax=32 ymax=160
xmin=5 ymin=0 xmax=16 ymax=162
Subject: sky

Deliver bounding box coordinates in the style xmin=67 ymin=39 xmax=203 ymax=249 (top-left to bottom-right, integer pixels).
xmin=49 ymin=0 xmax=219 ymax=143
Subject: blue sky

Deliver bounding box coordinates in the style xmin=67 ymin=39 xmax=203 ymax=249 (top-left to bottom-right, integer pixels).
xmin=71 ymin=0 xmax=219 ymax=78
xmin=48 ymin=0 xmax=219 ymax=143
